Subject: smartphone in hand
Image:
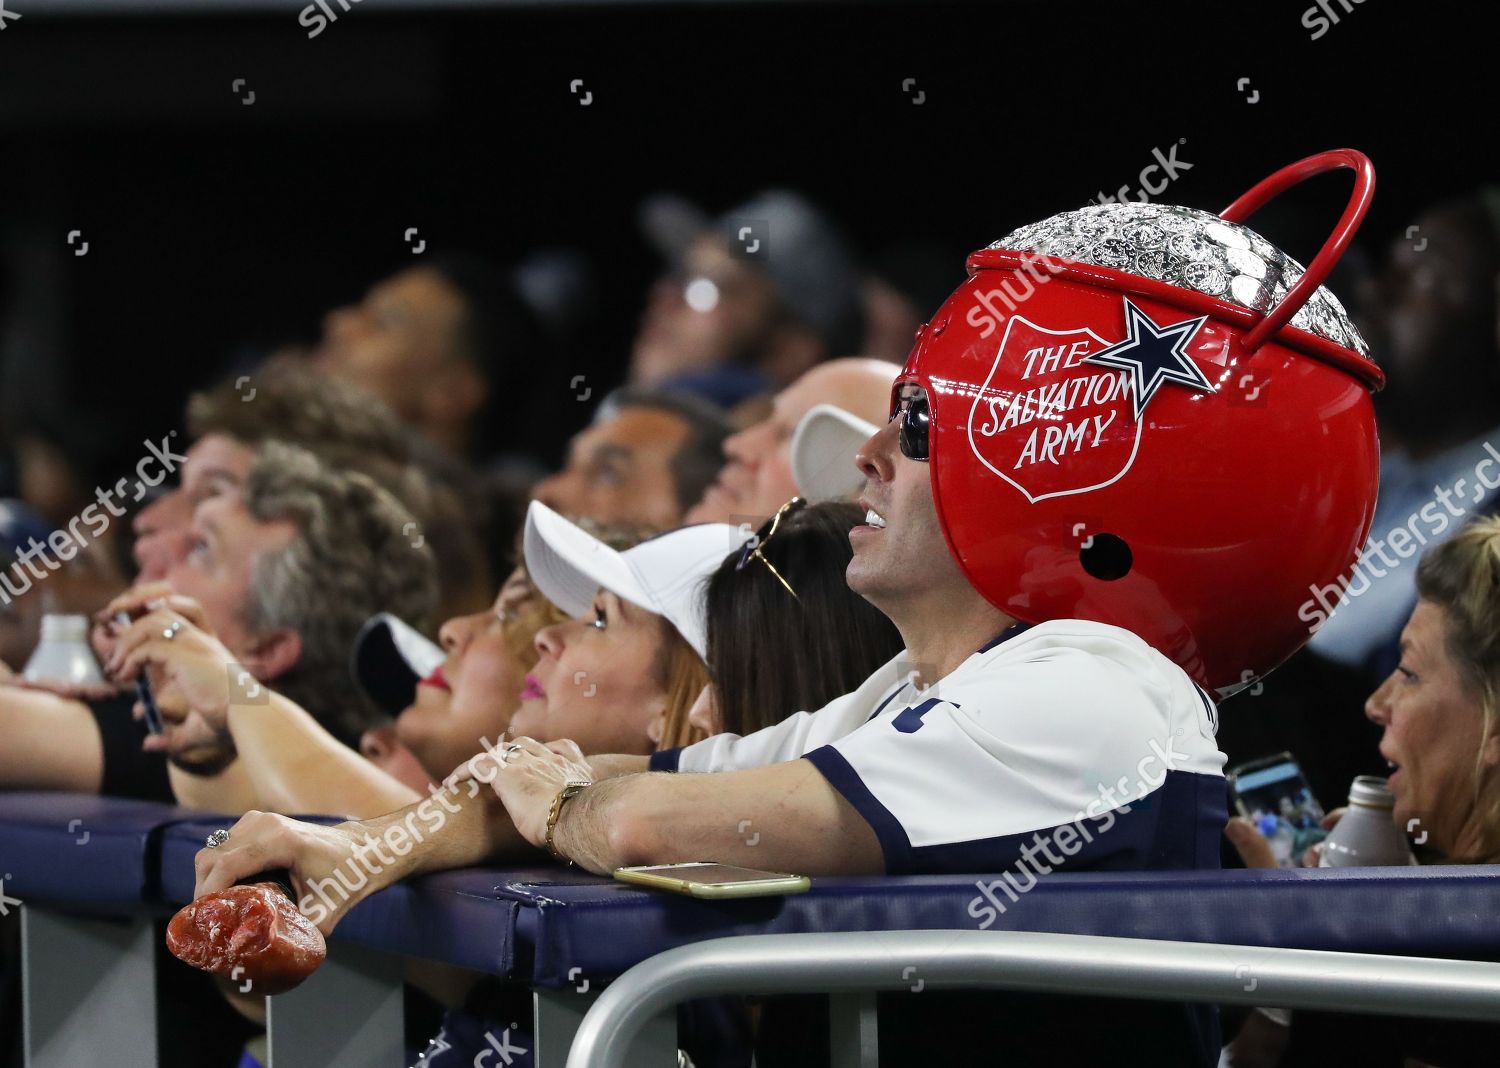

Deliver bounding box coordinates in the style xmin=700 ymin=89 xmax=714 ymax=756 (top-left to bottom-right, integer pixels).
xmin=115 ymin=611 xmax=164 ymax=734
xmin=1227 ymin=752 xmax=1327 ymax=868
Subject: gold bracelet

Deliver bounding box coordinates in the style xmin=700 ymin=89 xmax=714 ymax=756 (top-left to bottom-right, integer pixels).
xmin=545 ymin=780 xmax=592 ymax=865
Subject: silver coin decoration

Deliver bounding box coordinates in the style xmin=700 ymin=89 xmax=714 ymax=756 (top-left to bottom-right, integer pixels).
xmin=990 ymin=203 xmax=1371 ymax=358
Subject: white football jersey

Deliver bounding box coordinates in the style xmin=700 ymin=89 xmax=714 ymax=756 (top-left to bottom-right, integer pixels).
xmin=651 ymin=619 xmax=1226 ymax=875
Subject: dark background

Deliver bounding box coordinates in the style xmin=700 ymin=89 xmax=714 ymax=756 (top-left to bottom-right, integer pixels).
xmin=0 ymin=0 xmax=1489 ymax=469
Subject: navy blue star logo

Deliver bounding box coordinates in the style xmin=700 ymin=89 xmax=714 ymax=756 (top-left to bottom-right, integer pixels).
xmin=1083 ymin=298 xmax=1213 ymax=420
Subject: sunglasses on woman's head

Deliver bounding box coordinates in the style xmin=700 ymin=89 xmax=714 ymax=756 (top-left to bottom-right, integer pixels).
xmin=735 ymin=496 xmax=807 ymax=599
xmin=892 ymin=384 xmax=930 ymax=462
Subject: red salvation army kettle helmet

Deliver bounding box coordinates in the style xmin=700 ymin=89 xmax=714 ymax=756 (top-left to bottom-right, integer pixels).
xmin=902 ymin=149 xmax=1383 ymax=696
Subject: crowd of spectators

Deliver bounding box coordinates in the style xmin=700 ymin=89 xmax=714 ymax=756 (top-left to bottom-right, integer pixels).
xmin=3 ymin=183 xmax=1499 ymax=1068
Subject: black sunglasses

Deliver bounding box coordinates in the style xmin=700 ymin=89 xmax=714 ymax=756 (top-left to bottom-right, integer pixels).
xmin=892 ymin=384 xmax=930 ymax=462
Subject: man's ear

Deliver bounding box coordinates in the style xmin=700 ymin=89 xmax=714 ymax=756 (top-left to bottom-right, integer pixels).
xmin=239 ymin=627 xmax=303 ymax=685
xmin=359 ymin=724 xmax=397 ymax=763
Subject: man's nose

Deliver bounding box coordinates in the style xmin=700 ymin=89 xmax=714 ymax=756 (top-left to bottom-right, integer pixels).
xmin=855 ymin=421 xmax=898 ymax=484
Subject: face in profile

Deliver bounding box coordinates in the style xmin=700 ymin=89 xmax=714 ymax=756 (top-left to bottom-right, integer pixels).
xmin=631 ymin=235 xmax=780 ymax=386
xmin=310 ymin=266 xmax=470 ymax=419
xmin=132 ymin=434 xmax=255 ymax=582
xmin=687 ymin=360 xmax=893 ymax=526
xmin=1358 ymin=203 xmax=1499 ymax=443
xmin=508 ymin=590 xmax=672 ymax=756
xmin=531 ymin=408 xmax=691 ymax=528
xmin=165 ymin=492 xmax=297 ymax=657
xmin=687 ymin=389 xmax=802 ymax=525
xmin=1367 ymin=599 xmax=1500 ymax=856
xmin=149 ymin=488 xmax=299 ymax=773
xmin=845 ymin=390 xmax=960 ymax=612
xmin=396 ymin=585 xmax=528 ymax=780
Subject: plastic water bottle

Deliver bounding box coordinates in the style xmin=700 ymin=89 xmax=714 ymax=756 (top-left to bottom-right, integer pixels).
xmin=1318 ymin=776 xmax=1417 ymax=867
xmin=22 ymin=614 xmax=105 ymax=686
xmin=1256 ymin=814 xmax=1297 ymax=868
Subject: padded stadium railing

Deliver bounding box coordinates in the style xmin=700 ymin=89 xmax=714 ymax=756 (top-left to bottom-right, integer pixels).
xmin=5 ymin=791 xmax=1500 ymax=1067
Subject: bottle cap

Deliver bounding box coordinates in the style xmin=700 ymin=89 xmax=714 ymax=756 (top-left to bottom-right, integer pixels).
xmin=38 ymin=614 xmax=90 ymax=641
xmin=1347 ymin=775 xmax=1396 ymax=809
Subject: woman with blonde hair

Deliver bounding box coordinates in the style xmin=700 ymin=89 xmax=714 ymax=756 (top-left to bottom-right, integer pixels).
xmin=379 ymin=520 xmax=663 ymax=789
xmin=1371 ymin=514 xmax=1500 ymax=863
xmin=1224 ymin=515 xmax=1500 ymax=1066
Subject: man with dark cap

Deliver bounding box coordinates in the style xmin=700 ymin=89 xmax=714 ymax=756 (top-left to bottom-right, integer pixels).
xmin=631 ymin=189 xmax=866 ymax=407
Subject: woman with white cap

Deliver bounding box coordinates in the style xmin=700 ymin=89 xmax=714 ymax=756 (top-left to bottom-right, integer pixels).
xmin=511 ymin=501 xmax=745 ymax=755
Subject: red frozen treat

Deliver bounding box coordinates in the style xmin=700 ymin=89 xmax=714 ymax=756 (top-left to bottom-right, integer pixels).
xmin=166 ymin=881 xmax=326 ymax=995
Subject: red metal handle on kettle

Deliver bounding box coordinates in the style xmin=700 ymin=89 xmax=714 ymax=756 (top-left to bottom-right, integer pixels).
xmin=1219 ymin=148 xmax=1375 ymax=354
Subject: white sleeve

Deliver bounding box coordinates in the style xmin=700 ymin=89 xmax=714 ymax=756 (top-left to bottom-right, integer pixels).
xmin=803 ymin=644 xmax=1225 ymax=874
xmin=655 ymin=709 xmax=823 ymax=773
xmin=649 ymin=658 xmax=912 ymax=774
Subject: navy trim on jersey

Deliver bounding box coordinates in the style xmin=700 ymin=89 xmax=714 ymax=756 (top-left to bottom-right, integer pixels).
xmin=863 ymin=683 xmax=909 ymax=724
xmin=1192 ymin=683 xmax=1220 ymax=735
xmin=977 ymin=621 xmax=1033 ymax=654
xmin=808 ymin=742 xmax=1225 ymax=876
xmin=649 ymin=747 xmax=683 ymax=773
xmin=804 ymin=746 xmax=911 ymax=872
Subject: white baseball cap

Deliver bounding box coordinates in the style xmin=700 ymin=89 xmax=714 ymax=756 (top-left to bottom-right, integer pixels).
xmin=791 ymin=403 xmax=879 ymax=501
xmin=523 ymin=502 xmax=749 ymax=661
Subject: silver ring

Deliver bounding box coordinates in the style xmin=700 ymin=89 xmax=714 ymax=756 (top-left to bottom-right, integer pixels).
xmin=205 ymin=828 xmax=230 ymax=849
xmin=503 ymin=743 xmax=524 ymax=763
xmin=163 ymin=620 xmax=185 ymax=641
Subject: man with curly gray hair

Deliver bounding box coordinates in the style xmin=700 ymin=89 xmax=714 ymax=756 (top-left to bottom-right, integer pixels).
xmin=1 ymin=440 xmax=438 ymax=804
xmin=236 ymin=441 xmax=439 ymax=748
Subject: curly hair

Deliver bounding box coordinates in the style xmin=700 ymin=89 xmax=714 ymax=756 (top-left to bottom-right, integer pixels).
xmin=242 ymin=442 xmax=438 ymax=748
xmin=190 ymin=363 xmax=492 ymax=620
xmin=187 ymin=362 xmax=412 ymax=466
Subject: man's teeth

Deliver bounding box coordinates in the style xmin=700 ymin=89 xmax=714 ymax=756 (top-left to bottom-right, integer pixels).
xmin=865 ymin=509 xmax=887 ymax=529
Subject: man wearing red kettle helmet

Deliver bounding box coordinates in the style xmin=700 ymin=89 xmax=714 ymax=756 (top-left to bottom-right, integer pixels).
xmin=196 ymin=152 xmax=1383 ymax=1067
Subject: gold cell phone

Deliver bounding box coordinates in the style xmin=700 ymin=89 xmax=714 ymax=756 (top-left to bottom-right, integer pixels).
xmin=613 ymin=862 xmax=811 ymax=899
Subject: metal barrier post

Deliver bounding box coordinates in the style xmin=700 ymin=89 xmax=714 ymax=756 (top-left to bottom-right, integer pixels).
xmin=265 ymin=941 xmax=404 ymax=1068
xmin=21 ymin=907 xmax=158 ymax=1068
